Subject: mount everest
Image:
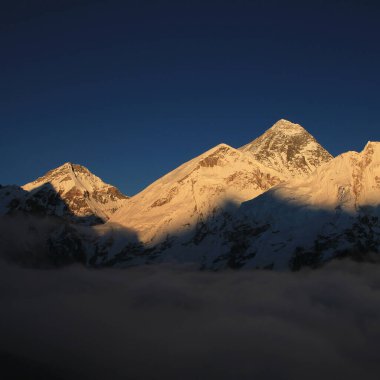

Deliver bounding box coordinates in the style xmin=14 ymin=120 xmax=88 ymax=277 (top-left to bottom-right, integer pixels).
xmin=1 ymin=119 xmax=379 ymax=270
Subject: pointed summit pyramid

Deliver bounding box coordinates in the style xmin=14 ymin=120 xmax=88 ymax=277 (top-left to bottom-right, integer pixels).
xmin=19 ymin=162 xmax=128 ymax=225
xmin=105 ymin=120 xmax=333 ymax=252
xmin=239 ymin=119 xmax=333 ymax=177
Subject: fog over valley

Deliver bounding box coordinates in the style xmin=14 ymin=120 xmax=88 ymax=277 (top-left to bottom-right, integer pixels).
xmin=1 ymin=260 xmax=380 ymax=379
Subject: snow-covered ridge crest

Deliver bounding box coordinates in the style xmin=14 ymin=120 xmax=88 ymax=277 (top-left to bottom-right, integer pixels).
xmin=210 ymin=140 xmax=380 ymax=270
xmin=276 ymin=140 xmax=380 ymax=211
xmin=101 ymin=120 xmax=333 ymax=263
xmin=107 ymin=142 xmax=286 ymax=248
xmin=1 ymin=118 xmax=344 ymax=269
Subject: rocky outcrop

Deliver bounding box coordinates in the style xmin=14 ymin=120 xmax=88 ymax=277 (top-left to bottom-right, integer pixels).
xmin=240 ymin=119 xmax=333 ymax=177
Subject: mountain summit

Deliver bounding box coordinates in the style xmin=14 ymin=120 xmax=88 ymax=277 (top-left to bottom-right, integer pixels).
xmin=7 ymin=118 xmax=373 ymax=271
xmin=95 ymin=120 xmax=334 ymax=266
xmin=240 ymin=119 xmax=333 ymax=177
xmin=1 ymin=163 xmax=129 ymax=225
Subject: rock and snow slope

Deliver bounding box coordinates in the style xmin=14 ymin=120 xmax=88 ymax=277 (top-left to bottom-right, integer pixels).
xmin=3 ymin=119 xmax=380 ymax=270
xmin=90 ymin=120 xmax=334 ymax=266
xmin=240 ymin=119 xmax=332 ymax=177
xmin=2 ymin=163 xmax=128 ymax=225
xmin=108 ymin=120 xmax=331 ymax=241
xmin=106 ymin=144 xmax=284 ymax=246
xmin=203 ymin=141 xmax=380 ymax=270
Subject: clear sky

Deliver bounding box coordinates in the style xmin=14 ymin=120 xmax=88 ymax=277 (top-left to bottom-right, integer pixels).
xmin=1 ymin=0 xmax=380 ymax=195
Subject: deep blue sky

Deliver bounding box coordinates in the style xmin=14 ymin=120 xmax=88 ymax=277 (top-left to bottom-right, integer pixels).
xmin=1 ymin=0 xmax=380 ymax=195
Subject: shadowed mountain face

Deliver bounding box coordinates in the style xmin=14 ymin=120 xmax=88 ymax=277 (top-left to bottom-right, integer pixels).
xmin=1 ymin=163 xmax=128 ymax=226
xmin=0 ymin=183 xmax=136 ymax=268
xmin=0 ymin=165 xmax=130 ymax=267
xmin=2 ymin=119 xmax=380 ymax=270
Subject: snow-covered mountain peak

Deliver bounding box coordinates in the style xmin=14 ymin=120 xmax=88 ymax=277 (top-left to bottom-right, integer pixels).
xmin=239 ymin=119 xmax=333 ymax=177
xmin=207 ymin=140 xmax=380 ymax=270
xmin=254 ymin=140 xmax=380 ymax=214
xmin=267 ymin=119 xmax=306 ymax=134
xmin=4 ymin=123 xmax=379 ymax=271
xmin=19 ymin=163 xmax=129 ymax=225
xmin=107 ymin=142 xmax=285 ymax=250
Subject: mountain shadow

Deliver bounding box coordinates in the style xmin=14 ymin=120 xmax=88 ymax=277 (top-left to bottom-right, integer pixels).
xmin=2 ymin=182 xmax=380 ymax=271
xmin=4 ymin=182 xmax=105 ymax=225
xmin=215 ymin=191 xmax=380 ymax=271
xmin=0 ymin=182 xmax=139 ymax=268
xmin=87 ymin=193 xmax=380 ymax=271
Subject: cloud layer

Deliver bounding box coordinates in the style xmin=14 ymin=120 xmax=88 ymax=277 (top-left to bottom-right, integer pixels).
xmin=1 ymin=260 xmax=380 ymax=379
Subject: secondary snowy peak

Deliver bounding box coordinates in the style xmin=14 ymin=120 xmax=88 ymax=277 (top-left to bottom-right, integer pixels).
xmin=239 ymin=119 xmax=333 ymax=177
xmin=19 ymin=162 xmax=128 ymax=225
xmin=252 ymin=140 xmax=380 ymax=214
xmin=202 ymin=141 xmax=380 ymax=270
xmin=106 ymin=143 xmax=285 ymax=251
xmin=290 ymin=140 xmax=380 ymax=210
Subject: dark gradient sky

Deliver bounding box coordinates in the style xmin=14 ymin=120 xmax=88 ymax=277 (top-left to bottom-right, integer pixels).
xmin=1 ymin=0 xmax=380 ymax=195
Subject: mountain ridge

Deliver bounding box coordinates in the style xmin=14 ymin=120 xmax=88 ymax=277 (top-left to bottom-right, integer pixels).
xmin=3 ymin=119 xmax=380 ymax=270
xmin=90 ymin=119 xmax=335 ymax=266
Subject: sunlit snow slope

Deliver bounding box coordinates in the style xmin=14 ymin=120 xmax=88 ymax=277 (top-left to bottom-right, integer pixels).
xmin=5 ymin=119 xmax=378 ymax=271
xmin=91 ymin=119 xmax=333 ymax=266
xmin=206 ymin=141 xmax=380 ymax=270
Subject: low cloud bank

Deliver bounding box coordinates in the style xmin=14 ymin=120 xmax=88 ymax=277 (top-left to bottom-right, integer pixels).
xmin=0 ymin=260 xmax=380 ymax=380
